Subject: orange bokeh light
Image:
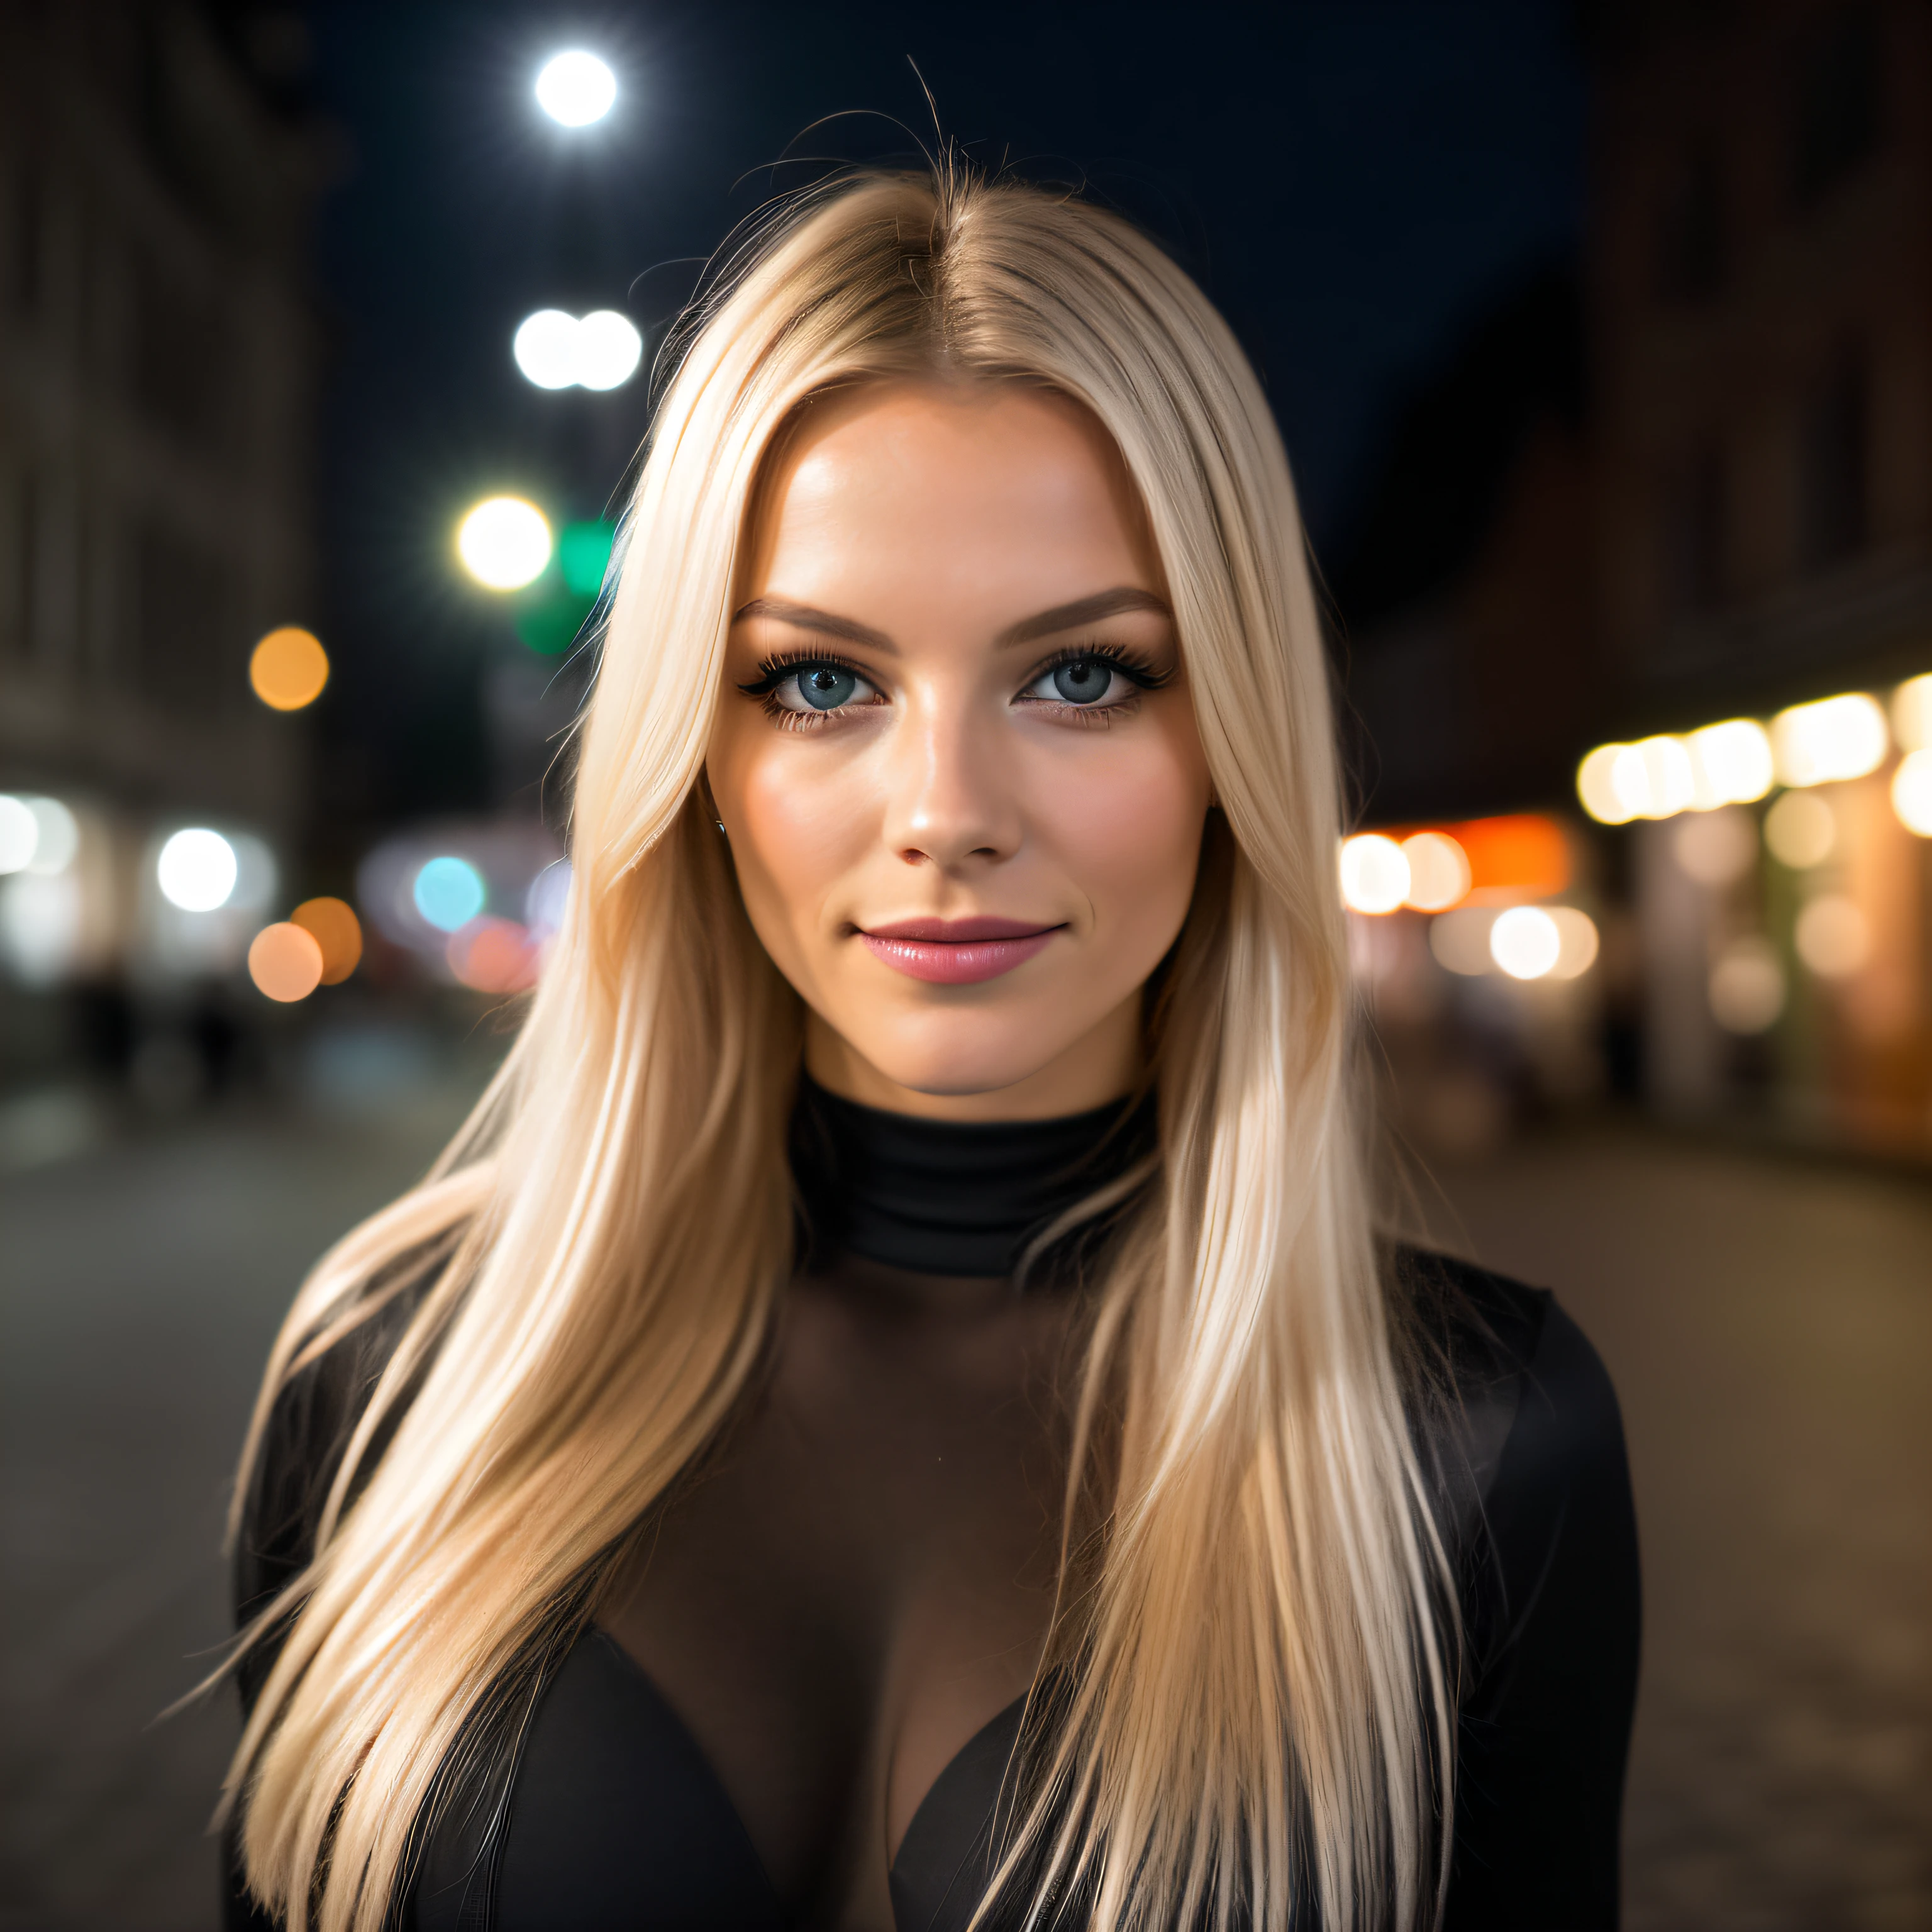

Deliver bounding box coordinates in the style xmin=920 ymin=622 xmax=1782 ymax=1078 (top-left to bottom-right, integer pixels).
xmin=249 ymin=627 xmax=330 ymax=711
xmin=447 ymin=916 xmax=540 ymax=992
xmin=1382 ymin=813 xmax=1570 ymax=899
xmin=248 ymin=922 xmax=325 ymax=1002
xmin=292 ymin=896 xmax=363 ymax=984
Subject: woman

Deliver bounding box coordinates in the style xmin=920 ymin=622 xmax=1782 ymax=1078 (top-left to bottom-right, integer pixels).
xmin=223 ymin=167 xmax=1638 ymax=1932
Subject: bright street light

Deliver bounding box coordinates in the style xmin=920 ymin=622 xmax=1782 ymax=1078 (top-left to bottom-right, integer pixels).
xmin=535 ymin=51 xmax=616 ymax=127
xmin=511 ymin=308 xmax=643 ymax=391
xmin=457 ymin=497 xmax=552 ymax=590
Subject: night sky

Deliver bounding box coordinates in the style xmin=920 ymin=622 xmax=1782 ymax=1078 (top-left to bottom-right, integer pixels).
xmin=297 ymin=1 xmax=1585 ymax=828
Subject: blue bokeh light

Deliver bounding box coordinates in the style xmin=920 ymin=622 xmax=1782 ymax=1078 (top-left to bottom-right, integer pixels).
xmin=413 ymin=855 xmax=486 ymax=932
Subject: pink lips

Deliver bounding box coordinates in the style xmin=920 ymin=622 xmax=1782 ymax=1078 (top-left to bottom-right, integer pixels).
xmin=858 ymin=916 xmax=1064 ymax=985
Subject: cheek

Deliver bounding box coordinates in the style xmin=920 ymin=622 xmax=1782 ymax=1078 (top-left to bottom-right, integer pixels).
xmin=719 ymin=737 xmax=874 ymax=959
xmin=1038 ymin=730 xmax=1209 ymax=937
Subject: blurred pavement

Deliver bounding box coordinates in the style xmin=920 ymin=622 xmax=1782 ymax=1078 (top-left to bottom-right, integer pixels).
xmin=1 ymin=1098 xmax=1927 ymax=1929
xmin=1427 ymin=1128 xmax=1932 ymax=1932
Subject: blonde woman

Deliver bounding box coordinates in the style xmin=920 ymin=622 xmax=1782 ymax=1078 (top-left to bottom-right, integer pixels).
xmin=223 ymin=167 xmax=1637 ymax=1932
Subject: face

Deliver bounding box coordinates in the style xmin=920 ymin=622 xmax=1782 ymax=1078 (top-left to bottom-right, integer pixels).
xmin=706 ymin=380 xmax=1213 ymax=1121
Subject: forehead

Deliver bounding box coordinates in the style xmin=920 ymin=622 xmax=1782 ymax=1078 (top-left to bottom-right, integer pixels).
xmin=739 ymin=380 xmax=1161 ymax=609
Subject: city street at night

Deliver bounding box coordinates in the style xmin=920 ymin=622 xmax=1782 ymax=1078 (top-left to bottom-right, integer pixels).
xmin=7 ymin=7 xmax=1932 ymax=1928
xmin=2 ymin=1072 xmax=1927 ymax=1931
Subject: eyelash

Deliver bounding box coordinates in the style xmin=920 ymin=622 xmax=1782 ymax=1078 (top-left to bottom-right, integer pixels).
xmin=737 ymin=642 xmax=1173 ymax=730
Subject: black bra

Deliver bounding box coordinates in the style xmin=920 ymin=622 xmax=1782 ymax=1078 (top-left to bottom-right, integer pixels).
xmin=410 ymin=1630 xmax=1026 ymax=1932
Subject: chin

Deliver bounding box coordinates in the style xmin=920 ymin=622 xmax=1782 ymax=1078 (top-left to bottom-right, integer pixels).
xmin=848 ymin=1008 xmax=1070 ymax=1101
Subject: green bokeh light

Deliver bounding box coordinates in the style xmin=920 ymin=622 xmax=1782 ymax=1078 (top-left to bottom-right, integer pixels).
xmin=558 ymin=521 xmax=615 ymax=597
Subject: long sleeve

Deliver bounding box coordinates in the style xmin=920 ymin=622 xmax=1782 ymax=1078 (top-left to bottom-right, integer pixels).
xmin=1443 ymin=1292 xmax=1642 ymax=1929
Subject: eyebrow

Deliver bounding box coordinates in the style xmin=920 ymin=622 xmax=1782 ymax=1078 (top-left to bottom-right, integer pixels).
xmin=731 ymin=585 xmax=1172 ymax=655
xmin=994 ymin=587 xmax=1172 ymax=647
xmin=731 ymin=598 xmax=897 ymax=652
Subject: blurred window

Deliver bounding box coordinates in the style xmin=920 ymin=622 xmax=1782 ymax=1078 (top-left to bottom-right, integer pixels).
xmin=137 ymin=516 xmax=231 ymax=711
xmin=1792 ymin=8 xmax=1882 ymax=205
xmin=1660 ymin=441 xmax=1727 ymax=618
xmin=1796 ymin=340 xmax=1869 ymax=571
xmin=1653 ymin=140 xmax=1725 ymax=303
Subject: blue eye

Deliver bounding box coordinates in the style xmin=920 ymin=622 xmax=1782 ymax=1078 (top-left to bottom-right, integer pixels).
xmin=798 ymin=666 xmax=856 ymax=709
xmin=1050 ymin=659 xmax=1114 ymax=704
xmin=1024 ymin=657 xmax=1130 ymax=708
xmin=766 ymin=662 xmax=878 ymax=716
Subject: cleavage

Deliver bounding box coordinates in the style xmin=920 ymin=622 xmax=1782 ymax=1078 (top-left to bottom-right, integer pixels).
xmin=599 ymin=1257 xmax=1077 ymax=1926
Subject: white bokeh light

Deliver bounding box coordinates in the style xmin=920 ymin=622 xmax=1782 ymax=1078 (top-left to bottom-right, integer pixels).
xmin=0 ymin=795 xmax=36 ymax=875
xmin=511 ymin=309 xmax=642 ymax=391
xmin=157 ymin=828 xmax=238 ymax=913
xmin=457 ymin=497 xmax=553 ymax=591
xmin=1338 ymin=834 xmax=1411 ymax=915
xmin=1892 ymin=748 xmax=1932 ymax=836
xmin=535 ymin=51 xmax=616 ymax=127
xmin=1489 ymin=905 xmax=1562 ymax=980
xmin=512 ymin=310 xmax=582 ymax=389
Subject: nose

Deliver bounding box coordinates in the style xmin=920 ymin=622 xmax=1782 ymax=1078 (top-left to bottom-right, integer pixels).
xmin=879 ymin=688 xmax=1021 ymax=872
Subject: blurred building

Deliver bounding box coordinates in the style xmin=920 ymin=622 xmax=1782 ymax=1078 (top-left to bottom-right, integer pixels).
xmin=0 ymin=3 xmax=328 ymax=1089
xmin=1339 ymin=0 xmax=1932 ymax=1160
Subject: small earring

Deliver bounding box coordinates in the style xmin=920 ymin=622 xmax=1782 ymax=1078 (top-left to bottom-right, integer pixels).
xmin=714 ymin=819 xmax=727 ymax=835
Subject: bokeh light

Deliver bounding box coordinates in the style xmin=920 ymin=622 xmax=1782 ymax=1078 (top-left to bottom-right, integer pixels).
xmin=1770 ymin=692 xmax=1888 ymax=787
xmin=25 ymin=797 xmax=78 ymax=874
xmin=1577 ymin=743 xmax=1641 ymax=824
xmin=457 ymin=497 xmax=552 ymax=590
xmin=448 ymin=916 xmax=541 ymax=992
xmin=1794 ymin=895 xmax=1871 ymax=978
xmin=1546 ymin=907 xmax=1601 ymax=979
xmin=1400 ymin=831 xmax=1470 ymax=911
xmin=1339 ymin=834 xmax=1410 ymax=914
xmin=0 ymin=794 xmax=75 ymax=875
xmin=525 ymin=858 xmax=572 ymax=937
xmin=248 ymin=626 xmax=330 ymax=711
xmin=157 ymin=828 xmax=238 ymax=912
xmin=558 ymin=523 xmax=615 ymax=597
xmin=0 ymin=796 xmax=34 ymax=874
xmin=1889 ymin=672 xmax=1932 ymax=753
xmin=512 ymin=310 xmax=641 ymax=391
xmin=292 ymin=896 xmax=364 ymax=984
xmin=574 ymin=311 xmax=643 ymax=389
xmin=1890 ymin=749 xmax=1932 ymax=836
xmin=1687 ymin=719 xmax=1774 ymax=807
xmin=1710 ymin=938 xmax=1786 ymax=1033
xmin=513 ymin=310 xmax=580 ymax=389
xmin=535 ymin=50 xmax=616 ymax=126
xmin=1673 ymin=809 xmax=1758 ymax=887
xmin=413 ymin=855 xmax=486 ymax=932
xmin=248 ymin=922 xmax=325 ymax=1002
xmin=1764 ymin=790 xmax=1837 ymax=869
xmin=1489 ymin=905 xmax=1562 ymax=980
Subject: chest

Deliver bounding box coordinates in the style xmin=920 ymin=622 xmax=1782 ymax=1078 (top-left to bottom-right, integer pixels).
xmin=598 ymin=1272 xmax=1078 ymax=1928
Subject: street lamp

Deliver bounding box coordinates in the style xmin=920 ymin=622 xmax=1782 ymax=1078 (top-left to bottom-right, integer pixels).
xmin=535 ymin=51 xmax=616 ymax=127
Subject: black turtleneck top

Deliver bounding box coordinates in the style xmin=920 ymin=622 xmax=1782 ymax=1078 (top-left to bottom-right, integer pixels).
xmin=227 ymin=1081 xmax=1639 ymax=1932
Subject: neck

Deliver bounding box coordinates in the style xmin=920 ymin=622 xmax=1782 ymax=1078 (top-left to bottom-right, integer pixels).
xmin=789 ymin=1072 xmax=1158 ymax=1279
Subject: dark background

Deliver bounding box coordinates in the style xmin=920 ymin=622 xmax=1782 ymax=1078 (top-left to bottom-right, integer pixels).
xmin=298 ymin=0 xmax=1585 ymax=826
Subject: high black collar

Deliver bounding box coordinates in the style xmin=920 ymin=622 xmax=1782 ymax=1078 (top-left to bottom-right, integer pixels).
xmin=787 ymin=1074 xmax=1158 ymax=1279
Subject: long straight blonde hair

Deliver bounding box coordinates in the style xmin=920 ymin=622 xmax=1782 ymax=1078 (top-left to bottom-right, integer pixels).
xmin=223 ymin=165 xmax=1452 ymax=1932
